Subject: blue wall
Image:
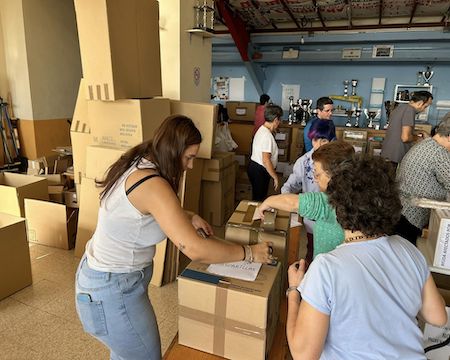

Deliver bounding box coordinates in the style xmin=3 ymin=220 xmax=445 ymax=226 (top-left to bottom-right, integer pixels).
xmin=212 ymin=30 xmax=450 ymax=128
xmin=212 ymin=62 xmax=449 ymax=127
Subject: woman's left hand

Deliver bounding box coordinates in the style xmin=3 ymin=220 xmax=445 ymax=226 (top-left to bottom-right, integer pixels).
xmin=191 ymin=214 xmax=214 ymax=237
xmin=288 ymin=259 xmax=306 ymax=288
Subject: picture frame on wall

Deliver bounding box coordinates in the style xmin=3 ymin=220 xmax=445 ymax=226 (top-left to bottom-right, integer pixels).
xmin=372 ymin=45 xmax=394 ymax=58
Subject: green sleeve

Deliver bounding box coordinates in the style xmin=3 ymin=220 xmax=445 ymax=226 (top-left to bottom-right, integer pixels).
xmin=299 ymin=192 xmax=334 ymax=221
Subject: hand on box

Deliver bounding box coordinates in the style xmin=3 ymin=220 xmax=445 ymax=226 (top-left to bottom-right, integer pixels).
xmin=258 ymin=201 xmax=272 ymax=220
xmin=288 ymin=259 xmax=306 ymax=288
xmin=191 ymin=214 xmax=214 ymax=237
xmin=251 ymin=242 xmax=276 ymax=265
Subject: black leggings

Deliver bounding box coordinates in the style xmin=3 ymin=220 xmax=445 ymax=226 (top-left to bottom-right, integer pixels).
xmin=394 ymin=215 xmax=421 ymax=246
xmin=247 ymin=160 xmax=271 ymax=201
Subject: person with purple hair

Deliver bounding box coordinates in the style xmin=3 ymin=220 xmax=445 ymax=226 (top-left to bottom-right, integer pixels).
xmin=281 ymin=120 xmax=336 ymax=264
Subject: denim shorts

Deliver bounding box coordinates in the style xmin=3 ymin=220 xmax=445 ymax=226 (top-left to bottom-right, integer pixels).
xmin=75 ymin=257 xmax=161 ymax=360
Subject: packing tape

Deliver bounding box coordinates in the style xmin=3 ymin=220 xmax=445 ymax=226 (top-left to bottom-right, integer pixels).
xmin=214 ymin=285 xmax=227 ymax=356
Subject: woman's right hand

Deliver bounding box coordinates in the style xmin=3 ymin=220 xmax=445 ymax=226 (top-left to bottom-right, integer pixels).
xmin=258 ymin=200 xmax=272 ymax=220
xmin=251 ymin=242 xmax=276 ymax=264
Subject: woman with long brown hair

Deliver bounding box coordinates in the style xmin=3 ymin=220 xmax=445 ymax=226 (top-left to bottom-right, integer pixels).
xmin=75 ymin=115 xmax=273 ymax=360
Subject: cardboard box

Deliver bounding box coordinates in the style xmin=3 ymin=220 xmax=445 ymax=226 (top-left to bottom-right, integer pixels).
xmin=225 ymin=200 xmax=290 ymax=265
xmin=178 ymin=261 xmax=281 ymax=359
xmin=427 ymin=208 xmax=450 ymax=270
xmin=90 ymin=98 xmax=171 ymax=149
xmin=74 ymin=0 xmax=162 ymax=100
xmin=414 ymin=123 xmax=433 ymax=136
xmin=180 ymin=159 xmax=205 ymax=215
xmin=275 ymin=127 xmax=291 ymax=148
xmin=74 ymin=177 xmax=102 ymax=258
xmin=170 ymin=100 xmax=216 ymax=160
xmin=344 ymin=140 xmax=367 ymax=154
xmin=85 ymin=145 xmax=126 ymax=181
xmin=226 ymin=102 xmax=258 ymax=122
xmin=48 ymin=185 xmax=65 ymax=204
xmin=0 ymin=213 xmax=32 ymax=300
xmin=202 ymin=152 xmax=235 ymax=182
xmin=367 ymin=140 xmax=383 ymax=156
xmin=229 ymin=123 xmax=253 ymax=155
xmin=235 ymin=183 xmax=252 ymax=203
xmin=0 ymin=173 xmax=49 ymax=217
xmin=25 ymin=199 xmax=78 ymax=250
xmin=277 ymin=147 xmax=289 ymax=162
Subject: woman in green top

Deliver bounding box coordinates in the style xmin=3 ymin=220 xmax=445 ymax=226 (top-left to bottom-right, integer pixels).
xmin=259 ymin=140 xmax=354 ymax=259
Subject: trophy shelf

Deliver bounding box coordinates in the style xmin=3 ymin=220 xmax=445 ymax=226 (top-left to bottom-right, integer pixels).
xmin=393 ymin=84 xmax=433 ymax=122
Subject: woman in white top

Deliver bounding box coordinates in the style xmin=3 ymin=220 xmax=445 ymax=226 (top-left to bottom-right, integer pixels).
xmin=75 ymin=115 xmax=274 ymax=360
xmin=248 ymin=104 xmax=283 ymax=201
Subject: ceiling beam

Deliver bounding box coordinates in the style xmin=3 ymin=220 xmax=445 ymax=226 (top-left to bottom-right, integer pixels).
xmin=409 ymin=0 xmax=418 ymax=25
xmin=214 ymin=21 xmax=446 ymax=35
xmin=279 ymin=0 xmax=301 ymax=29
xmin=378 ymin=0 xmax=383 ymax=25
xmin=312 ymin=0 xmax=326 ymax=28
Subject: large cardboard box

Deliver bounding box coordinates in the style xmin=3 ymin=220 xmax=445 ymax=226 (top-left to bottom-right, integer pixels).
xmin=0 ymin=213 xmax=32 ymax=300
xmin=170 ymin=100 xmax=216 ymax=160
xmin=178 ymin=261 xmax=281 ymax=359
xmin=180 ymin=159 xmax=205 ymax=215
xmin=74 ymin=177 xmax=102 ymax=258
xmin=225 ymin=201 xmax=290 ymax=265
xmin=202 ymin=152 xmax=235 ymax=182
xmin=25 ymin=199 xmax=78 ymax=250
xmin=85 ymin=145 xmax=126 ymax=181
xmin=426 ymin=208 xmax=450 ymax=270
xmin=226 ymin=102 xmax=258 ymax=122
xmin=74 ymin=0 xmax=162 ymax=100
xmin=0 ymin=173 xmax=48 ymax=217
xmin=229 ymin=123 xmax=253 ymax=155
xmin=90 ymin=98 xmax=170 ymax=149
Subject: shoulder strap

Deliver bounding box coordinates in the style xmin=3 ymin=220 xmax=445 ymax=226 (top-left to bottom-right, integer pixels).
xmin=126 ymin=174 xmax=160 ymax=196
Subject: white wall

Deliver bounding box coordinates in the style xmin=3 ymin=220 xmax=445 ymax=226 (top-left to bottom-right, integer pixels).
xmin=0 ymin=0 xmax=33 ymax=119
xmin=23 ymin=0 xmax=81 ymax=120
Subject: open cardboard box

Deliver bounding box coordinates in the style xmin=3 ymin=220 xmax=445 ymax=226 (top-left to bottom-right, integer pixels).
xmin=0 ymin=212 xmax=32 ymax=300
xmin=25 ymin=199 xmax=78 ymax=250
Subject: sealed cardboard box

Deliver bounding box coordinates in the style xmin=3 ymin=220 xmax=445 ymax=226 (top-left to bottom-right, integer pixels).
xmin=427 ymin=208 xmax=450 ymax=270
xmin=0 ymin=213 xmax=32 ymax=300
xmin=225 ymin=200 xmax=290 ymax=264
xmin=170 ymin=100 xmax=216 ymax=160
xmin=74 ymin=0 xmax=162 ymax=100
xmin=202 ymin=152 xmax=235 ymax=182
xmin=226 ymin=102 xmax=258 ymax=122
xmin=229 ymin=123 xmax=253 ymax=155
xmin=180 ymin=159 xmax=205 ymax=215
xmin=85 ymin=145 xmax=126 ymax=181
xmin=178 ymin=261 xmax=281 ymax=359
xmin=25 ymin=199 xmax=78 ymax=250
xmin=90 ymin=98 xmax=170 ymax=149
xmin=0 ymin=173 xmax=48 ymax=217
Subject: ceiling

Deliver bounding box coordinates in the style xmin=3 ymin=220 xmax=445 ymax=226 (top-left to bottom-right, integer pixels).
xmin=213 ymin=0 xmax=450 ymax=34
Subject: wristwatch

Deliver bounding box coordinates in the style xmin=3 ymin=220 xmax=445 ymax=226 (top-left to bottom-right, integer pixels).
xmin=286 ymin=286 xmax=299 ymax=298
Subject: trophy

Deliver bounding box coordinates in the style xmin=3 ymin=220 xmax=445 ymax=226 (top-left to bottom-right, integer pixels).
xmin=343 ymin=80 xmax=350 ymax=97
xmin=421 ymin=66 xmax=434 ymax=86
xmin=300 ymin=99 xmax=312 ymax=126
xmin=345 ymin=109 xmax=353 ymax=127
xmin=364 ymin=109 xmax=381 ymax=129
xmin=354 ymin=109 xmax=362 ymax=128
xmin=351 ymin=79 xmax=358 ymax=96
xmin=288 ymin=96 xmax=295 ymax=125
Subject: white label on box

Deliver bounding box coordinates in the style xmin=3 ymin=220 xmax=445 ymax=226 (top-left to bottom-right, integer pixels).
xmin=235 ymin=107 xmax=247 ymax=116
xmin=275 ymin=133 xmax=287 ymax=141
xmin=207 ymin=261 xmax=262 ymax=281
xmin=353 ymin=145 xmax=363 ymax=153
xmin=344 ymin=131 xmax=365 ymax=140
xmin=435 ymin=219 xmax=450 ymax=269
xmin=373 ymin=148 xmax=382 ymax=156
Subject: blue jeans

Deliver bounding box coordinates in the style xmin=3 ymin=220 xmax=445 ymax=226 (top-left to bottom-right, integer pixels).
xmin=75 ymin=257 xmax=161 ymax=360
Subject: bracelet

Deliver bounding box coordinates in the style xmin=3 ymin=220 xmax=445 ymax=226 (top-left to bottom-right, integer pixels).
xmin=286 ymin=286 xmax=299 ymax=298
xmin=243 ymin=245 xmax=253 ymax=263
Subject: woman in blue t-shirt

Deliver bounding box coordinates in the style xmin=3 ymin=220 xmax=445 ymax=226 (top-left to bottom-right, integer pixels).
xmin=286 ymin=156 xmax=447 ymax=359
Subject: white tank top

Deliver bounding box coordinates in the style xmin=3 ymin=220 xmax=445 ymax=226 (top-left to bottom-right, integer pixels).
xmin=86 ymin=159 xmax=166 ymax=273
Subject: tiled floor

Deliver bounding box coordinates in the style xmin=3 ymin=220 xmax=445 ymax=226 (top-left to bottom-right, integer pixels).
xmin=0 ymin=243 xmax=178 ymax=360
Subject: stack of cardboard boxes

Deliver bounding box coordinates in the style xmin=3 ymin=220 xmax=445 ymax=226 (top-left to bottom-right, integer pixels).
xmin=70 ymin=0 xmax=217 ymax=286
xmin=178 ymin=200 xmax=291 ymax=358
